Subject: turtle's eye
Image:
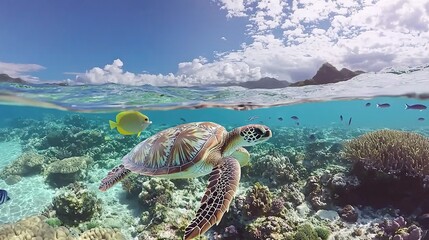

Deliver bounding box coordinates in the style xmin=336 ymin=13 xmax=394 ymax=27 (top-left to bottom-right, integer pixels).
xmin=254 ymin=128 xmax=264 ymax=136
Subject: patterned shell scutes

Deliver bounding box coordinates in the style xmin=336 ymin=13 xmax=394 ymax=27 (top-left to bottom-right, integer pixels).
xmin=123 ymin=122 xmax=226 ymax=175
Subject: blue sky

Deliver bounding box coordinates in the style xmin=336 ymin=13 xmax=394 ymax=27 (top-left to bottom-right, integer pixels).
xmin=0 ymin=0 xmax=428 ymax=86
xmin=0 ymin=0 xmax=248 ymax=80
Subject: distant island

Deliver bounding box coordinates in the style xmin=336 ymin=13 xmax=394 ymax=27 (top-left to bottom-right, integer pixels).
xmin=0 ymin=62 xmax=364 ymax=88
xmin=289 ymin=62 xmax=364 ymax=87
xmin=217 ymin=62 xmax=364 ymax=89
xmin=0 ymin=73 xmax=28 ymax=84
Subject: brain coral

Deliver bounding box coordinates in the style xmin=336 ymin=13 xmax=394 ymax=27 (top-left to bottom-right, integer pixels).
xmin=0 ymin=216 xmax=72 ymax=240
xmin=343 ymin=129 xmax=429 ymax=177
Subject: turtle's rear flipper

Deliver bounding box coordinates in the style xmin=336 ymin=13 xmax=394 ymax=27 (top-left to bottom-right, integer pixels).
xmin=184 ymin=157 xmax=240 ymax=240
xmin=99 ymin=164 xmax=131 ymax=191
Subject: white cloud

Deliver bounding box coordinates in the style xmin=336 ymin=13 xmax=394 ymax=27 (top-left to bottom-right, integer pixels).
xmin=75 ymin=0 xmax=429 ymax=86
xmin=211 ymin=0 xmax=429 ymax=81
xmin=0 ymin=62 xmax=45 ymax=81
xmin=215 ymin=0 xmax=249 ymax=18
xmin=221 ymin=36 xmax=227 ymax=41
xmin=74 ymin=58 xmax=261 ymax=86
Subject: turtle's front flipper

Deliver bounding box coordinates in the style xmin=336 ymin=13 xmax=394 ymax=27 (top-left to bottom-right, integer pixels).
xmin=231 ymin=147 xmax=250 ymax=166
xmin=184 ymin=157 xmax=240 ymax=240
xmin=99 ymin=164 xmax=131 ymax=191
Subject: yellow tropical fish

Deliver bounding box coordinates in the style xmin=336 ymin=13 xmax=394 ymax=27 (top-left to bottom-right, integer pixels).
xmin=109 ymin=111 xmax=152 ymax=137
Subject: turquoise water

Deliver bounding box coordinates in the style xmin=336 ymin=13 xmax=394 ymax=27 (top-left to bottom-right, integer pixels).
xmin=0 ymin=75 xmax=429 ymax=239
xmin=1 ymin=96 xmax=428 ymax=129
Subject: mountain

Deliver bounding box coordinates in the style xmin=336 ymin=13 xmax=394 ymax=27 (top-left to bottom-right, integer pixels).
xmin=289 ymin=63 xmax=364 ymax=87
xmin=0 ymin=74 xmax=29 ymax=84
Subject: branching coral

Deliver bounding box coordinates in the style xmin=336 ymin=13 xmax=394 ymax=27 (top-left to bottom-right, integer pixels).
xmin=343 ymin=130 xmax=429 ymax=177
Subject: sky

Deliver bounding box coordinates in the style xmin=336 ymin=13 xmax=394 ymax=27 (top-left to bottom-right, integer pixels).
xmin=0 ymin=0 xmax=428 ymax=86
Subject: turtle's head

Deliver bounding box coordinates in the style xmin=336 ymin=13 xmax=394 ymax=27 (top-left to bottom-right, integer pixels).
xmin=235 ymin=124 xmax=272 ymax=146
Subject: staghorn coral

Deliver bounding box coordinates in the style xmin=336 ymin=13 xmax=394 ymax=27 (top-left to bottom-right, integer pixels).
xmin=343 ymin=129 xmax=429 ymax=177
xmin=243 ymin=182 xmax=272 ymax=219
xmin=79 ymin=227 xmax=126 ymax=240
xmin=52 ymin=182 xmax=102 ymax=226
xmin=44 ymin=156 xmax=91 ymax=187
xmin=0 ymin=151 xmax=45 ymax=179
xmin=0 ymin=215 xmax=72 ymax=240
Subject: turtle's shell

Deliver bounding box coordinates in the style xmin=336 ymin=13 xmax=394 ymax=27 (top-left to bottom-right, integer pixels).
xmin=123 ymin=122 xmax=226 ymax=176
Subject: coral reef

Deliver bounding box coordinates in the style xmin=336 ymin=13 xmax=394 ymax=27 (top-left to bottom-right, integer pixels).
xmin=304 ymin=175 xmax=331 ymax=210
xmin=248 ymin=154 xmax=300 ymax=187
xmin=375 ymin=216 xmax=423 ymax=240
xmin=343 ymin=129 xmax=429 ymax=177
xmin=0 ymin=215 xmax=72 ymax=240
xmin=52 ymin=182 xmax=102 ymax=226
xmin=138 ymin=178 xmax=175 ymax=207
xmin=293 ymin=224 xmax=330 ymax=240
xmin=121 ymin=173 xmax=147 ymax=198
xmin=79 ymin=227 xmax=126 ymax=240
xmin=244 ymin=216 xmax=291 ymax=240
xmin=338 ymin=205 xmax=358 ymax=223
xmin=243 ymin=182 xmax=273 ymax=219
xmin=44 ymin=156 xmax=91 ymax=187
xmin=0 ymin=151 xmax=45 ymax=179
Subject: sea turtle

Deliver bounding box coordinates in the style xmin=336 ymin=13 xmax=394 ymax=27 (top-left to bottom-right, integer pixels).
xmin=99 ymin=122 xmax=272 ymax=239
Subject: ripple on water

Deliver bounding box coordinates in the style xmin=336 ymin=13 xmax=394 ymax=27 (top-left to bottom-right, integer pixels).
xmin=0 ymin=175 xmax=55 ymax=224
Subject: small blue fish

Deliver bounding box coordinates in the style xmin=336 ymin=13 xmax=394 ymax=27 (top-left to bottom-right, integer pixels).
xmin=0 ymin=189 xmax=10 ymax=205
xmin=418 ymin=117 xmax=425 ymax=121
xmin=348 ymin=117 xmax=352 ymax=126
xmin=405 ymin=104 xmax=427 ymax=110
xmin=340 ymin=115 xmax=343 ymax=121
xmin=365 ymin=102 xmax=371 ymax=107
xmin=278 ymin=117 xmax=283 ymax=121
xmin=291 ymin=116 xmax=299 ymax=120
xmin=377 ymin=103 xmax=391 ymax=108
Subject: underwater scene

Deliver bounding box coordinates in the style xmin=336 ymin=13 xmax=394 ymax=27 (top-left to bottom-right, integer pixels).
xmin=2 ymin=1 xmax=429 ymax=240
xmin=0 ymin=66 xmax=429 ymax=240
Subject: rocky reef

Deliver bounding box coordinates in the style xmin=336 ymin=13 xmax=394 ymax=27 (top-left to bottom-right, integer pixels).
xmin=0 ymin=151 xmax=46 ymax=183
xmin=44 ymin=156 xmax=91 ymax=187
xmin=51 ymin=182 xmax=102 ymax=226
